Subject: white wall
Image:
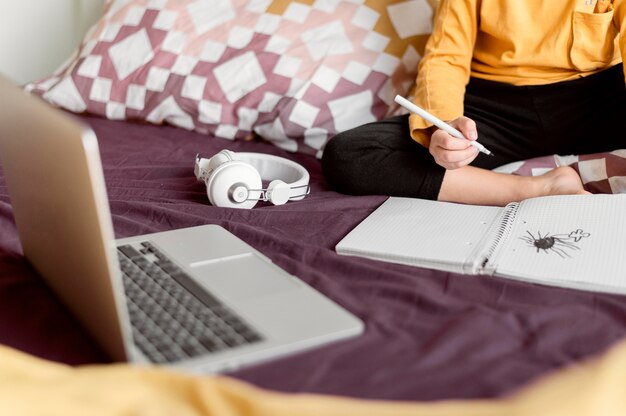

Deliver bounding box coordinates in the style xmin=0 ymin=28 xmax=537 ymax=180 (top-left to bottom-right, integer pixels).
xmin=0 ymin=0 xmax=105 ymax=85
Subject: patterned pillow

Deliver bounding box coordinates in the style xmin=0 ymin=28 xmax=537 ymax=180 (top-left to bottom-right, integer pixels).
xmin=27 ymin=0 xmax=434 ymax=157
xmin=493 ymin=150 xmax=626 ymax=194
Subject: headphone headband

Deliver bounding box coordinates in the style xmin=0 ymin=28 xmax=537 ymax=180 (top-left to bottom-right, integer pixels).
xmin=235 ymin=152 xmax=309 ymax=199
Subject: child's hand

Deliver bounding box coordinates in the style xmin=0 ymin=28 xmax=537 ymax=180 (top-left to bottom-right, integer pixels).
xmin=429 ymin=116 xmax=480 ymax=169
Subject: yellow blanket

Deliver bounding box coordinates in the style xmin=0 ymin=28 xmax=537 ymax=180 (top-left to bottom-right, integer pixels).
xmin=1 ymin=340 xmax=625 ymax=416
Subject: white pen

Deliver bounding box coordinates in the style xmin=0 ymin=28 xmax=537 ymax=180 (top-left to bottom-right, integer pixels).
xmin=394 ymin=95 xmax=494 ymax=157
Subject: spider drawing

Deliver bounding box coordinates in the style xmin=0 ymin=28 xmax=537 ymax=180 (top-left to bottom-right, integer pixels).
xmin=519 ymin=229 xmax=590 ymax=258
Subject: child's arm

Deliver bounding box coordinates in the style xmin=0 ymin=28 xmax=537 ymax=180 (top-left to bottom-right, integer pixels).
xmin=409 ymin=0 xmax=479 ymax=148
xmin=613 ymin=0 xmax=626 ymax=75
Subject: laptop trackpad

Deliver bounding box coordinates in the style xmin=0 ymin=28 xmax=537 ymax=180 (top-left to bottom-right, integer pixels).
xmin=190 ymin=253 xmax=300 ymax=301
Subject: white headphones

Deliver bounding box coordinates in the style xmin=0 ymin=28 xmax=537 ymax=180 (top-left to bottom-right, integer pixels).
xmin=194 ymin=150 xmax=310 ymax=209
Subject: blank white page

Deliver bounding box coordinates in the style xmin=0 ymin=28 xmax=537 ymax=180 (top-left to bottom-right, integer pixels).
xmin=493 ymin=194 xmax=626 ymax=292
xmin=336 ymin=197 xmax=502 ymax=273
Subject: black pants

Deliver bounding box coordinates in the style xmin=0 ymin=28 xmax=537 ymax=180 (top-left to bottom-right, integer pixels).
xmin=322 ymin=64 xmax=626 ymax=200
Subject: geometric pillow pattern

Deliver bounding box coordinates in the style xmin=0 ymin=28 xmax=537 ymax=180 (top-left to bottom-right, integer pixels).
xmin=493 ymin=149 xmax=626 ymax=194
xmin=27 ymin=0 xmax=434 ymax=157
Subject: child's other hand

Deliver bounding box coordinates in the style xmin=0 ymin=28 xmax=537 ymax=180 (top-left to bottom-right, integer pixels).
xmin=429 ymin=116 xmax=479 ymax=169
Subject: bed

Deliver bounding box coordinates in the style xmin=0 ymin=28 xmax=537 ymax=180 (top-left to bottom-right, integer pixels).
xmin=2 ymin=112 xmax=626 ymax=402
xmin=2 ymin=0 xmax=626 ymax=405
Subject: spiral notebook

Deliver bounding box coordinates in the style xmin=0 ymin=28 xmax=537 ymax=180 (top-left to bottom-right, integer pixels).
xmin=336 ymin=194 xmax=626 ymax=294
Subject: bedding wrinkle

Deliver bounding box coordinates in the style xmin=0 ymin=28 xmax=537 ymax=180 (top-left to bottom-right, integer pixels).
xmin=591 ymin=294 xmax=626 ymax=327
xmin=418 ymin=306 xmax=522 ymax=364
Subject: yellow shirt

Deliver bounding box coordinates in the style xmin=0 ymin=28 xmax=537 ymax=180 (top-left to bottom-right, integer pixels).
xmin=410 ymin=0 xmax=624 ymax=146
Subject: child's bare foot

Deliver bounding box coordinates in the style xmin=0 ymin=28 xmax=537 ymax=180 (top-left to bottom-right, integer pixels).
xmin=537 ymin=166 xmax=590 ymax=197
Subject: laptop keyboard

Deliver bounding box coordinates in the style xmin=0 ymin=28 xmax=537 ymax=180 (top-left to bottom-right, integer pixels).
xmin=117 ymin=241 xmax=263 ymax=364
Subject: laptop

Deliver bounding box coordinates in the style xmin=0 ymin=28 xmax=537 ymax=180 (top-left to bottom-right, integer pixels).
xmin=0 ymin=76 xmax=363 ymax=373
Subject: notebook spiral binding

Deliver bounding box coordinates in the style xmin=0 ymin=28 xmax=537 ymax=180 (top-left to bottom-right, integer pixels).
xmin=479 ymin=202 xmax=520 ymax=271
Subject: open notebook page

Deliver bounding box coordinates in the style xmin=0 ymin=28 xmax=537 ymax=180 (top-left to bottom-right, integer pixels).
xmin=491 ymin=194 xmax=626 ymax=293
xmin=336 ymin=197 xmax=502 ymax=273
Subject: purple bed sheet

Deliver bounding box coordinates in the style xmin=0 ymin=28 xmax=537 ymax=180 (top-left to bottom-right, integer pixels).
xmin=1 ymin=115 xmax=626 ymax=402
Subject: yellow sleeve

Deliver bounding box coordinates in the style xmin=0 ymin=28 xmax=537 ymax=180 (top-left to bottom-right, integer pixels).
xmin=409 ymin=0 xmax=479 ymax=147
xmin=613 ymin=0 xmax=626 ymax=82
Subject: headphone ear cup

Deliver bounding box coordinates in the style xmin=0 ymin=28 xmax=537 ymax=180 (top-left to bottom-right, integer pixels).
xmin=206 ymin=161 xmax=262 ymax=209
xmin=267 ymin=180 xmax=290 ymax=205
xmin=207 ymin=149 xmax=236 ymax=173
xmin=207 ymin=150 xmax=230 ymax=172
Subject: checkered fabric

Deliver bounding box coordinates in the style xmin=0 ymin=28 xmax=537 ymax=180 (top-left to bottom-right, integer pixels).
xmin=27 ymin=0 xmax=434 ymax=157
xmin=493 ymin=150 xmax=626 ymax=194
